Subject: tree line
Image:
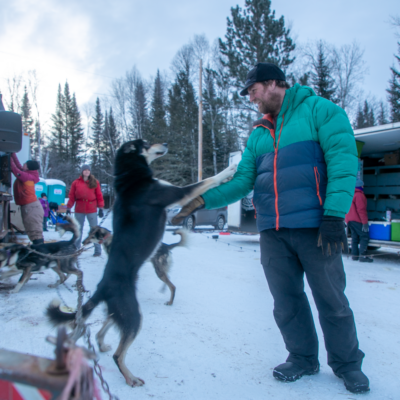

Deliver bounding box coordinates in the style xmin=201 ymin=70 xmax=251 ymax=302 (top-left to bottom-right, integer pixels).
xmin=1 ymin=0 xmax=399 ymax=192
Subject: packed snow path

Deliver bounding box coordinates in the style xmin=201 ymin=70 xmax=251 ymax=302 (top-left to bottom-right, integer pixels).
xmin=0 ymin=216 xmax=399 ymax=399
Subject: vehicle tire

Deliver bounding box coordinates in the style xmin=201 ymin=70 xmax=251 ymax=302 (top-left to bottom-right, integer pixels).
xmin=215 ymin=216 xmax=225 ymax=230
xmin=183 ymin=215 xmax=195 ymax=230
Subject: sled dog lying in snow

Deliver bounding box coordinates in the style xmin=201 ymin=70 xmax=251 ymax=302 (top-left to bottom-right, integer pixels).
xmin=82 ymin=225 xmax=188 ymax=306
xmin=0 ymin=216 xmax=82 ymax=293
xmin=47 ymin=139 xmax=237 ymax=387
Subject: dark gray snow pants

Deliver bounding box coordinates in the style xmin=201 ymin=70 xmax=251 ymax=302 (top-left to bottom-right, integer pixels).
xmin=260 ymin=227 xmax=365 ymax=374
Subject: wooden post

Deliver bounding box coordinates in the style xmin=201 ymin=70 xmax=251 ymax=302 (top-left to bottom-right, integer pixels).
xmin=198 ymin=59 xmax=203 ymax=182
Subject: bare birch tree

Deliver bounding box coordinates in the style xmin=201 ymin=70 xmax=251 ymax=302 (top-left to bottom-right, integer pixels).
xmin=331 ymin=42 xmax=367 ymax=115
xmin=110 ymin=78 xmax=129 ymax=141
xmin=6 ymin=74 xmax=23 ymax=112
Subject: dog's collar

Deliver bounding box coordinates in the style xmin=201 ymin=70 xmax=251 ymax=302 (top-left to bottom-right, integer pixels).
xmin=98 ymin=232 xmax=112 ymax=245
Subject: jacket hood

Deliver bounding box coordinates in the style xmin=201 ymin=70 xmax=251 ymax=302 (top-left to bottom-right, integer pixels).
xmin=282 ymin=84 xmax=316 ymax=114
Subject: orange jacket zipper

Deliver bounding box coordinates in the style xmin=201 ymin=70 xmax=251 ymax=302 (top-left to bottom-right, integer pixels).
xmin=271 ymin=115 xmax=284 ymax=230
xmin=314 ymin=166 xmax=323 ymax=206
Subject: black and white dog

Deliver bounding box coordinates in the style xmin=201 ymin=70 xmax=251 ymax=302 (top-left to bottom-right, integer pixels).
xmin=47 ymin=139 xmax=237 ymax=387
xmin=82 ymin=226 xmax=188 ymax=306
xmin=0 ymin=216 xmax=81 ymax=293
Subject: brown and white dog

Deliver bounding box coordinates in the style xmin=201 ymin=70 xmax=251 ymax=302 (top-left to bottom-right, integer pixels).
xmin=0 ymin=216 xmax=82 ymax=293
xmin=82 ymin=225 xmax=188 ymax=305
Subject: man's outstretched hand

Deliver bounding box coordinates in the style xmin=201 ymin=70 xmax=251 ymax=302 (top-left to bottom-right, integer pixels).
xmin=171 ymin=196 xmax=205 ymax=226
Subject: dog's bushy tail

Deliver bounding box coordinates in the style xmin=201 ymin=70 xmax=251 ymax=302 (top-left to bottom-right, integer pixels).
xmin=168 ymin=229 xmax=189 ymax=250
xmin=56 ymin=216 xmax=81 ymax=243
xmin=46 ymin=292 xmax=101 ymax=326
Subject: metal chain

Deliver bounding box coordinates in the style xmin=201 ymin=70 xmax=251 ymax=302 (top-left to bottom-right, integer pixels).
xmin=65 ymin=256 xmax=119 ymax=399
xmin=45 ymin=207 xmax=118 ymax=399
xmin=55 ymin=284 xmax=71 ymax=309
xmin=84 ymin=327 xmax=120 ymax=400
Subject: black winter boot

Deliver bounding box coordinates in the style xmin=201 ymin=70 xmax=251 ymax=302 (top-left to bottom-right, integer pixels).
xmin=359 ymin=256 xmax=373 ymax=263
xmin=351 ymin=256 xmax=358 ymax=261
xmin=32 ymin=238 xmax=44 ymax=245
xmin=335 ymin=370 xmax=370 ymax=393
xmin=273 ymin=362 xmax=320 ymax=382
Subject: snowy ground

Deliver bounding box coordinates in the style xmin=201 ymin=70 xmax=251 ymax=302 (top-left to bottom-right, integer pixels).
xmin=1 ymin=214 xmax=399 ymax=399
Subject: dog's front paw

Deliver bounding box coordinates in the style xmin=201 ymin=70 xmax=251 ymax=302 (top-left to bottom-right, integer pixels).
xmin=216 ymin=163 xmax=237 ymax=183
xmin=48 ymin=282 xmax=60 ymax=289
xmin=126 ymin=376 xmax=145 ymax=387
xmin=99 ymin=344 xmax=112 ymax=353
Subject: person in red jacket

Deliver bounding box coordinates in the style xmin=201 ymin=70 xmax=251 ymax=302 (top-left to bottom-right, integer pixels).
xmin=10 ymin=153 xmax=44 ymax=244
xmin=67 ymin=165 xmax=104 ymax=256
xmin=345 ymin=179 xmax=373 ymax=263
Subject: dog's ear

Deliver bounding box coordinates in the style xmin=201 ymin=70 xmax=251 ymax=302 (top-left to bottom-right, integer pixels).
xmin=124 ymin=144 xmax=136 ymax=153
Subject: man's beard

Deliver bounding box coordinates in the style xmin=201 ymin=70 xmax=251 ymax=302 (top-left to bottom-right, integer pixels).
xmin=258 ymin=91 xmax=281 ymax=116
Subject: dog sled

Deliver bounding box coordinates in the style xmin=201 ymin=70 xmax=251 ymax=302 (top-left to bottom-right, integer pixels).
xmin=0 ymin=327 xmax=99 ymax=400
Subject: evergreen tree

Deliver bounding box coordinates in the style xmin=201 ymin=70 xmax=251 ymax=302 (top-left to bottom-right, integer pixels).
xmin=63 ymin=83 xmax=73 ymax=160
xmin=377 ymin=101 xmax=389 ymax=125
xmin=219 ymin=0 xmax=295 ymax=89
xmin=107 ymin=107 xmax=120 ymax=156
xmin=49 ymin=82 xmax=84 ymax=185
xmin=354 ymin=100 xmax=375 ymax=129
xmin=354 ymin=103 xmax=364 ymax=130
xmin=164 ymin=68 xmax=198 ymax=185
xmin=149 ymin=70 xmax=167 ymax=143
xmin=90 ymin=98 xmax=104 ymax=179
xmin=365 ymin=101 xmax=375 ymax=127
xmin=387 ymin=42 xmax=400 ymax=123
xmin=20 ymin=86 xmax=34 ymax=136
xmin=69 ymin=93 xmax=84 ymax=169
xmin=130 ymin=78 xmax=150 ymax=139
xmin=299 ymin=72 xmax=310 ymax=86
xmin=32 ymin=121 xmax=41 ymax=162
xmin=310 ymin=41 xmax=336 ymax=102
xmin=102 ymin=107 xmax=120 ymax=200
xmin=20 ymin=85 xmax=35 ymax=157
xmin=50 ymin=84 xmax=67 ymax=161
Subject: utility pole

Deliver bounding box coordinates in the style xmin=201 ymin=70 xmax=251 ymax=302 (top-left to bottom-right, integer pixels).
xmin=198 ymin=59 xmax=203 ymax=182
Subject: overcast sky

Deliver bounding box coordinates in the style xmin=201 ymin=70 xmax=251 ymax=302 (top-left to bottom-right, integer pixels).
xmin=0 ymin=0 xmax=399 ymax=127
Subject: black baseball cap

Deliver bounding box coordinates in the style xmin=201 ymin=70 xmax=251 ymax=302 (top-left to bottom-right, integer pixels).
xmin=240 ymin=63 xmax=286 ymax=96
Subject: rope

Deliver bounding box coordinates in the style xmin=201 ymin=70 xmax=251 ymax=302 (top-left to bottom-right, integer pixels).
xmin=98 ymin=200 xmax=114 ymax=227
xmin=25 ymin=245 xmax=94 ymax=260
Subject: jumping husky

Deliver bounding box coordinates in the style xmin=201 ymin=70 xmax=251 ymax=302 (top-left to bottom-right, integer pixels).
xmin=47 ymin=139 xmax=237 ymax=387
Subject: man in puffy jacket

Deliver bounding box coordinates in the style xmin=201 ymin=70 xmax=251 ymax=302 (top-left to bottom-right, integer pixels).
xmin=10 ymin=153 xmax=44 ymax=244
xmin=345 ymin=179 xmax=372 ymax=263
xmin=172 ymin=63 xmax=369 ymax=393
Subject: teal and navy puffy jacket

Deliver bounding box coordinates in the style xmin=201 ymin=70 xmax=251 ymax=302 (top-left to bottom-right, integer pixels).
xmin=202 ymin=84 xmax=358 ymax=232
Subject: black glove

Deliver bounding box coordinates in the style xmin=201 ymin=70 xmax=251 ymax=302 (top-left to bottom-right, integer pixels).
xmin=66 ymin=209 xmax=71 ymax=215
xmin=98 ymin=209 xmax=104 ymax=218
xmin=171 ymin=196 xmax=204 ymax=225
xmin=362 ymin=224 xmax=369 ymax=233
xmin=317 ymin=216 xmax=348 ymax=256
